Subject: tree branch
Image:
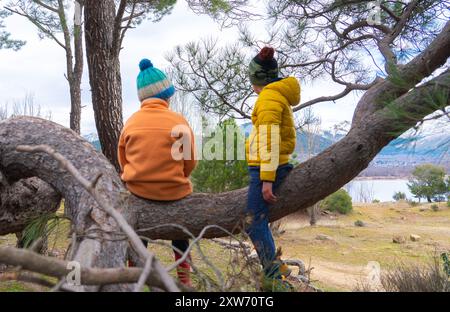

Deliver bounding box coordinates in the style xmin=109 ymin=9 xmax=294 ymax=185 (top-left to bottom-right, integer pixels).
xmin=342 ymin=20 xmax=391 ymax=38
xmin=377 ymin=0 xmax=420 ymax=72
xmin=121 ymin=10 xmax=146 ymax=22
xmin=353 ymin=20 xmax=450 ymax=124
xmin=380 ymin=4 xmax=401 ymax=22
xmin=31 ymin=0 xmax=58 ymax=13
xmin=389 ymin=0 xmax=420 ymax=44
xmin=112 ymin=0 xmax=128 ymax=55
xmin=4 ymin=6 xmax=66 ymax=50
xmin=293 ymin=87 xmax=352 ymax=111
xmin=0 ymin=246 xmax=175 ymax=290
xmin=118 ymin=1 xmax=137 ymax=50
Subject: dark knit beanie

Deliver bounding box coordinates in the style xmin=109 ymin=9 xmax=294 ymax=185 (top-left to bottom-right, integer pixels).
xmin=248 ymin=47 xmax=279 ymax=86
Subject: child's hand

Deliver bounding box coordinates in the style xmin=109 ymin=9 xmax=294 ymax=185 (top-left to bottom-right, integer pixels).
xmin=262 ymin=181 xmax=277 ymax=204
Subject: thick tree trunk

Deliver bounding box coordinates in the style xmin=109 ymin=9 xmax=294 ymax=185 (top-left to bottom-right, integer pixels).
xmin=84 ymin=0 xmax=123 ymax=171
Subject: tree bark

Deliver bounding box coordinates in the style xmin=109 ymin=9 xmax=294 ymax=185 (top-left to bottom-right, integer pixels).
xmin=67 ymin=0 xmax=84 ymax=135
xmin=84 ymin=0 xmax=124 ymax=171
xmin=0 ymin=176 xmax=61 ymax=236
xmin=69 ymin=81 xmax=82 ymax=135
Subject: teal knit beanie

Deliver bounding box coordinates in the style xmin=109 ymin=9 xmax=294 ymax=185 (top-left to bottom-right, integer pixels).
xmin=137 ymin=59 xmax=175 ymax=102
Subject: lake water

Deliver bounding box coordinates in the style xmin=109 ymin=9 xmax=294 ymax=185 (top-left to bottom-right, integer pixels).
xmin=344 ymin=179 xmax=412 ymax=203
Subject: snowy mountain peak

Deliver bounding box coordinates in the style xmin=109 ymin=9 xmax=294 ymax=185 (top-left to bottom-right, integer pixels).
xmin=83 ymin=132 xmax=99 ymax=143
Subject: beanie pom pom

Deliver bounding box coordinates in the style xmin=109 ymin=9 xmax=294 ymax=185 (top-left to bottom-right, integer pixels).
xmin=258 ymin=47 xmax=275 ymax=61
xmin=139 ymin=59 xmax=153 ymax=71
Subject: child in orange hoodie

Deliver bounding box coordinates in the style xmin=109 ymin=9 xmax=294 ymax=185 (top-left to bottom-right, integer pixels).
xmin=118 ymin=59 xmax=197 ymax=286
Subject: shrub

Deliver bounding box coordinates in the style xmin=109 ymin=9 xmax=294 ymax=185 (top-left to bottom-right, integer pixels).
xmin=407 ymin=199 xmax=419 ymax=207
xmin=431 ymin=204 xmax=439 ymax=212
xmin=393 ymin=191 xmax=406 ymax=201
xmin=354 ymin=220 xmax=365 ymax=227
xmin=355 ymin=256 xmax=450 ymax=292
xmin=372 ymin=199 xmax=380 ymax=203
xmin=447 ymin=198 xmax=450 ymax=207
xmin=381 ymin=257 xmax=450 ymax=292
xmin=442 ymin=253 xmax=450 ymax=277
xmin=191 ymin=119 xmax=248 ymax=193
xmin=408 ymin=164 xmax=447 ymax=203
xmin=321 ymin=189 xmax=353 ymax=214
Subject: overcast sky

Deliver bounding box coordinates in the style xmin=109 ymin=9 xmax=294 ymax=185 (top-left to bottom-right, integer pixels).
xmin=0 ymin=1 xmax=365 ymax=135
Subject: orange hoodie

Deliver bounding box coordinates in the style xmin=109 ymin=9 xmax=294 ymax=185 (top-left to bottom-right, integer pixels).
xmin=118 ymin=98 xmax=197 ymax=201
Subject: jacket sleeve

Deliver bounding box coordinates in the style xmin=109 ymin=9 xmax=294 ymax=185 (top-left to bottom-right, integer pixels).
xmin=183 ymin=125 xmax=197 ymax=178
xmin=117 ymin=130 xmax=127 ymax=174
xmin=257 ymin=95 xmax=283 ymax=182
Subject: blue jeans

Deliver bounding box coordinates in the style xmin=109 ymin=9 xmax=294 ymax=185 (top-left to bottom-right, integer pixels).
xmin=245 ymin=163 xmax=293 ymax=277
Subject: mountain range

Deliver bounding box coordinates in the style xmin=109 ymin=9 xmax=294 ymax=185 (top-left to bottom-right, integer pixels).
xmin=240 ymin=123 xmax=449 ymax=160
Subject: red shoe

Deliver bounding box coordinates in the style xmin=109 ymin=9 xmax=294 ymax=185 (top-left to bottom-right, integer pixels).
xmin=174 ymin=252 xmax=192 ymax=287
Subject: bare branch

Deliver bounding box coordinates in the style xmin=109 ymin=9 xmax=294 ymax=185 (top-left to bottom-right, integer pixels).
xmin=121 ymin=10 xmax=146 ymax=22
xmin=389 ymin=0 xmax=420 ymax=44
xmin=380 ymin=4 xmax=401 ymax=22
xmin=112 ymin=0 xmax=128 ymax=55
xmin=378 ymin=0 xmax=420 ymax=72
xmin=342 ymin=21 xmax=392 ymax=38
xmin=294 ymin=87 xmax=353 ymax=112
xmin=133 ymin=256 xmax=153 ymax=292
xmin=118 ymin=0 xmax=137 ymax=49
xmin=0 ymin=246 xmax=174 ymax=290
xmin=31 ymin=0 xmax=58 ymax=13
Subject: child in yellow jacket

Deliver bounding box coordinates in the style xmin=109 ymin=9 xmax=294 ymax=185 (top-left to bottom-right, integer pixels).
xmin=245 ymin=47 xmax=301 ymax=290
xmin=118 ymin=59 xmax=197 ymax=286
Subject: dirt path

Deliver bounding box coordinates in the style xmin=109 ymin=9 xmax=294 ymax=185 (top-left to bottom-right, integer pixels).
xmin=306 ymin=259 xmax=367 ymax=291
xmin=277 ymin=202 xmax=450 ymax=291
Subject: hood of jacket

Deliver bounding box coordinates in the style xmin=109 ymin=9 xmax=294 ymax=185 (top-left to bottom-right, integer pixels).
xmin=263 ymin=77 xmax=301 ymax=107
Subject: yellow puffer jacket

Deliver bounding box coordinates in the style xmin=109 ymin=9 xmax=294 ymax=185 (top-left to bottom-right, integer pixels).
xmin=246 ymin=77 xmax=301 ymax=181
